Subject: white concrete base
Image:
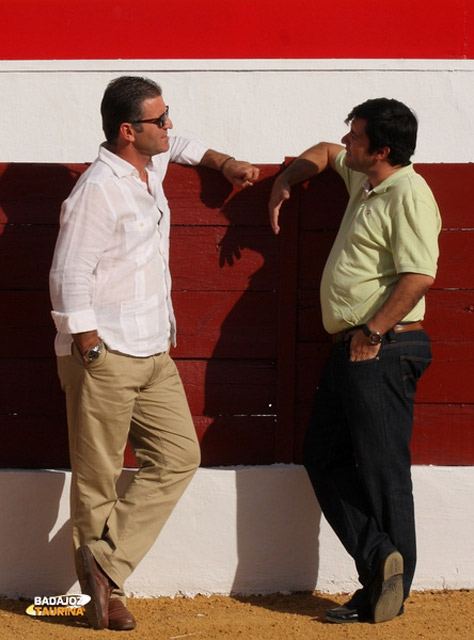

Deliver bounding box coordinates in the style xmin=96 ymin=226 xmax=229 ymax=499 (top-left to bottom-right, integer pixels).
xmin=1 ymin=465 xmax=473 ymax=599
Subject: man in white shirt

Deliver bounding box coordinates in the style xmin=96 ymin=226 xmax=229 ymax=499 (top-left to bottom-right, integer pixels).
xmin=49 ymin=76 xmax=259 ymax=632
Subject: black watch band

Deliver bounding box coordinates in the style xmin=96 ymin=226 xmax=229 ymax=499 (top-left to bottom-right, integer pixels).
xmin=361 ymin=324 xmax=383 ymax=345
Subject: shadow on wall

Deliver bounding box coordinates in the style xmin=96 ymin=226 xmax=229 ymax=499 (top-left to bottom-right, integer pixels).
xmin=230 ymin=467 xmax=322 ymax=596
xmin=199 ymin=168 xmax=280 ymax=466
xmin=193 ymin=167 xmax=321 ymax=595
xmin=0 ymin=470 xmax=76 ymax=597
xmin=0 ymin=162 xmax=85 ymax=469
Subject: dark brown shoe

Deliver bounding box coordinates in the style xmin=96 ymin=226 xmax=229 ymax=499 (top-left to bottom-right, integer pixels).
xmin=108 ymin=599 xmax=137 ymax=631
xmin=76 ymin=545 xmax=112 ymax=630
xmin=370 ymin=550 xmax=404 ymax=623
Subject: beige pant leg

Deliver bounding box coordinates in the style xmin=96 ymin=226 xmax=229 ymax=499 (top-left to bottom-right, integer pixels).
xmin=57 ymin=345 xmax=200 ymax=594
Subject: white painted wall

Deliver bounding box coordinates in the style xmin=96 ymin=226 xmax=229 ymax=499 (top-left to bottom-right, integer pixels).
xmin=1 ymin=59 xmax=473 ymax=164
xmin=1 ymin=466 xmax=473 ymax=599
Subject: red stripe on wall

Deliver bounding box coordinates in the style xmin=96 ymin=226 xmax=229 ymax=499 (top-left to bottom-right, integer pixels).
xmin=1 ymin=0 xmax=473 ymax=60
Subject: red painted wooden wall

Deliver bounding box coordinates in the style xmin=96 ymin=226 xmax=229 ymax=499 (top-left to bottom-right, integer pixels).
xmin=0 ymin=161 xmax=473 ymax=468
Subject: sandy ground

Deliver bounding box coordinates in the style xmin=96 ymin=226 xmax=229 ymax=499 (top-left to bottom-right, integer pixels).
xmin=1 ymin=590 xmax=473 ymax=640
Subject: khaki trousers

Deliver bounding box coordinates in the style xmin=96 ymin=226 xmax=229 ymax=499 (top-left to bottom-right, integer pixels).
xmin=57 ymin=344 xmax=200 ymax=599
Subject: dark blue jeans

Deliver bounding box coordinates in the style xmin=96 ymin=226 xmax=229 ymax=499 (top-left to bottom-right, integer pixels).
xmin=303 ymin=330 xmax=432 ymax=600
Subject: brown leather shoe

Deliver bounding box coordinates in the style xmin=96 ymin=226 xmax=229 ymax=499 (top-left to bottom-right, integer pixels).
xmin=76 ymin=545 xmax=112 ymax=630
xmin=108 ymin=599 xmax=137 ymax=631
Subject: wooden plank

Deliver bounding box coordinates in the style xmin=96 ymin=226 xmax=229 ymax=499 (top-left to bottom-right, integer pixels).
xmin=418 ymin=342 xmax=474 ymax=403
xmin=415 ymin=163 xmax=474 ymax=229
xmin=297 ymin=288 xmax=474 ymax=344
xmin=193 ymin=415 xmax=277 ymax=466
xmin=176 ymin=358 xmax=276 ymax=416
xmin=173 ymin=290 xmax=277 ymax=359
xmin=297 ymin=230 xmax=338 ymax=290
xmin=296 ymin=163 xmax=474 ymax=231
xmin=0 ymin=356 xmax=276 ymax=418
xmin=295 ymin=341 xmax=474 ymax=406
xmin=1 ymin=224 xmax=278 ymax=292
xmin=0 ymin=359 xmax=64 ymax=414
xmin=298 ymin=170 xmax=348 ymax=231
xmin=0 ymin=290 xmax=278 ymax=359
xmin=0 ymin=199 xmax=63 ymax=226
xmin=0 ymin=413 xmax=69 ymax=468
xmin=0 ymin=162 xmax=86 ymax=199
xmin=293 ymin=403 xmax=474 ymax=466
xmin=0 ymin=412 xmax=279 ymax=469
xmin=0 ymin=224 xmax=57 ymax=290
xmin=170 ymin=225 xmax=278 ymax=291
xmin=274 ymin=167 xmax=300 ymax=463
xmin=165 ymin=164 xmax=280 ymax=226
xmin=298 ymin=229 xmax=474 ymax=290
xmin=411 ymin=403 xmax=474 ymax=465
xmin=423 ymin=289 xmax=474 ymax=340
xmin=0 ymin=291 xmax=56 ymax=357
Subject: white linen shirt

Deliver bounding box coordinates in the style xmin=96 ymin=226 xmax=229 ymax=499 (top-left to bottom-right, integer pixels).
xmin=49 ymin=137 xmax=207 ymax=357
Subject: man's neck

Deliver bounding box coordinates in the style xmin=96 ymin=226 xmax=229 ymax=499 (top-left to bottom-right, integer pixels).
xmin=367 ymin=162 xmax=405 ymax=188
xmin=105 ymin=141 xmax=150 ymax=175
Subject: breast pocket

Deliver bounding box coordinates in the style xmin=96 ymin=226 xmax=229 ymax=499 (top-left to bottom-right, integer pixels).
xmin=123 ymin=217 xmax=156 ymax=257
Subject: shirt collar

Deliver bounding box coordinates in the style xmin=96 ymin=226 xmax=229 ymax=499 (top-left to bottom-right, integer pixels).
xmin=98 ymin=143 xmax=153 ymax=180
xmin=366 ymin=163 xmax=415 ymax=196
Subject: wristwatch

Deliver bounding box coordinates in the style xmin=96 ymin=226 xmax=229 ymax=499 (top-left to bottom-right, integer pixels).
xmin=361 ymin=324 xmax=383 ymax=345
xmin=83 ymin=342 xmax=103 ymax=363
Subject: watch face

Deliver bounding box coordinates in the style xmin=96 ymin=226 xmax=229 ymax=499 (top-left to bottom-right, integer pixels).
xmin=87 ymin=346 xmax=101 ymax=361
xmin=369 ymin=333 xmax=382 ymax=345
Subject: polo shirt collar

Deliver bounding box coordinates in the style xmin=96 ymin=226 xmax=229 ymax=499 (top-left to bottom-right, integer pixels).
xmin=366 ymin=163 xmax=414 ymax=195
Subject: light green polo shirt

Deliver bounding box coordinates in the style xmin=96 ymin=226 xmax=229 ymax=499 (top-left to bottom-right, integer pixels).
xmin=320 ymin=150 xmax=441 ymax=334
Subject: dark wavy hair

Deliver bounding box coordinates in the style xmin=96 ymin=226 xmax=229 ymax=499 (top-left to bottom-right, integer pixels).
xmin=346 ymin=98 xmax=418 ymax=166
xmin=100 ymin=76 xmax=162 ymax=143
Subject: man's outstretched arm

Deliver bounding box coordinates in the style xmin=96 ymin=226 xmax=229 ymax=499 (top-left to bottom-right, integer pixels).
xmin=199 ymin=149 xmax=260 ymax=188
xmin=269 ymin=142 xmax=343 ymax=234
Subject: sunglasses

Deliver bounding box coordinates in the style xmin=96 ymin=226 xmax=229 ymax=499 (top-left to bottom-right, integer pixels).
xmin=132 ymin=106 xmax=170 ymax=129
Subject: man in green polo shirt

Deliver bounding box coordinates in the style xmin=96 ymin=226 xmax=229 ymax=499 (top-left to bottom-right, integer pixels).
xmin=269 ymin=98 xmax=441 ymax=624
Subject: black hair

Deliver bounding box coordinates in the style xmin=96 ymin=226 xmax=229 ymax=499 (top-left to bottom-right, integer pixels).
xmin=346 ymin=98 xmax=418 ymax=166
xmin=100 ymin=76 xmax=162 ymax=143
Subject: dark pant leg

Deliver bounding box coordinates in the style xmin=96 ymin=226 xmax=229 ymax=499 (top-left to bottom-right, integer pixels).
xmin=303 ymin=331 xmax=432 ymax=599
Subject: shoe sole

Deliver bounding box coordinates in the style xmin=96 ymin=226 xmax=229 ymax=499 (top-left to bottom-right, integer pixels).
xmin=372 ymin=551 xmax=404 ymax=623
xmin=76 ymin=546 xmax=106 ymax=630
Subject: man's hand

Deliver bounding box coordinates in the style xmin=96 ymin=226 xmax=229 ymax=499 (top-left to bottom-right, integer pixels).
xmin=221 ymin=158 xmax=260 ymax=188
xmin=72 ymin=330 xmax=101 ymax=363
xmin=268 ymin=177 xmax=291 ymax=235
xmin=267 ymin=144 xmax=342 ymax=235
xmin=348 ymin=330 xmax=381 ymax=362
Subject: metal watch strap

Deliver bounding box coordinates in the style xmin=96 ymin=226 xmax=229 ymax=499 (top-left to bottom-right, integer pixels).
xmin=84 ymin=342 xmax=103 ymax=362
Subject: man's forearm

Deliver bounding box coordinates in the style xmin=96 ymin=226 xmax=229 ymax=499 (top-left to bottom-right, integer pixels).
xmin=279 ymin=142 xmax=344 ymax=187
xmin=348 ymin=273 xmax=435 ymax=362
xmin=269 ymin=143 xmax=343 ymax=234
xmin=199 ymin=148 xmax=259 ymax=188
xmin=366 ymin=273 xmax=434 ymax=335
xmin=72 ymin=330 xmax=101 ymax=355
xmin=199 ymin=149 xmax=233 ymax=172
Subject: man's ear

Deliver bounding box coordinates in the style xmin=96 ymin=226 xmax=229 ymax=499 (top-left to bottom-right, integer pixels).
xmin=119 ymin=122 xmax=136 ymax=142
xmin=375 ymin=146 xmax=391 ymax=161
